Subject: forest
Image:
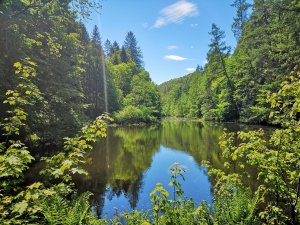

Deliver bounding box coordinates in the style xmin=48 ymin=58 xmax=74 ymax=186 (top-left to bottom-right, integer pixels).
xmin=159 ymin=0 xmax=300 ymax=124
xmin=0 ymin=0 xmax=161 ymax=145
xmin=0 ymin=0 xmax=299 ymax=224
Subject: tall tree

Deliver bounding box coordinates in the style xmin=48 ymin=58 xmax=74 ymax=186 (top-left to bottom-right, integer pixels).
xmin=78 ymin=22 xmax=90 ymax=44
xmin=123 ymin=31 xmax=143 ymax=67
xmin=231 ymin=0 xmax=252 ymax=40
xmin=206 ymin=24 xmax=239 ymax=120
xmin=208 ymin=24 xmax=231 ymax=61
xmin=111 ymin=41 xmax=120 ymax=53
xmin=83 ymin=25 xmax=106 ymax=118
xmin=104 ymin=39 xmax=112 ymax=57
xmin=110 ymin=41 xmax=121 ymax=65
xmin=91 ymin=25 xmax=102 ymax=50
xmin=196 ymin=65 xmax=203 ymax=72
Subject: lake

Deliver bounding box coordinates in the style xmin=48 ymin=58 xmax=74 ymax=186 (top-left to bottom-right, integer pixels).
xmin=72 ymin=120 xmax=269 ymax=218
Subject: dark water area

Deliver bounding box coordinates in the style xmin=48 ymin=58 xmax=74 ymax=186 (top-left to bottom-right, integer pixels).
xmin=69 ymin=120 xmax=274 ymax=218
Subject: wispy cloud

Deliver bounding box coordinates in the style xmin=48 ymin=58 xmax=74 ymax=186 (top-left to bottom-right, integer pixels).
xmin=164 ymin=55 xmax=188 ymax=61
xmin=142 ymin=22 xmax=149 ymax=28
xmin=154 ymin=0 xmax=198 ymax=28
xmin=167 ymin=45 xmax=178 ymax=50
xmin=186 ymin=68 xmax=195 ymax=73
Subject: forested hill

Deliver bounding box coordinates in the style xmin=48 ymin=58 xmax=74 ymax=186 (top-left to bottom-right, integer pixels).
xmin=158 ymin=67 xmax=204 ymax=118
xmin=0 ymin=1 xmax=161 ymax=143
xmin=159 ymin=0 xmax=300 ymax=124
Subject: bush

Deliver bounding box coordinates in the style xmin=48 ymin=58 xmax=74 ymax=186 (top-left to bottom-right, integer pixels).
xmin=114 ymin=106 xmax=157 ymax=124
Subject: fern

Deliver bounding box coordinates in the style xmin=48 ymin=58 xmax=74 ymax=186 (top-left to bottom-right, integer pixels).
xmin=40 ymin=194 xmax=68 ymax=225
xmin=39 ymin=192 xmax=103 ymax=225
xmin=65 ymin=192 xmax=91 ymax=225
xmin=214 ymin=183 xmax=259 ymax=224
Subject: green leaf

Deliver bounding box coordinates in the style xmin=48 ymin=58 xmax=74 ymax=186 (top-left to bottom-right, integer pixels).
xmin=12 ymin=200 xmax=28 ymax=215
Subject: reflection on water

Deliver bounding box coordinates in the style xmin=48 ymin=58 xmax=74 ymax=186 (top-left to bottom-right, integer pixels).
xmin=74 ymin=120 xmax=269 ymax=218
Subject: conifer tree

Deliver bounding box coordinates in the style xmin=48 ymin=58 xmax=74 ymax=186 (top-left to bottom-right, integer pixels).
xmin=79 ymin=22 xmax=90 ymax=44
xmin=104 ymin=39 xmax=112 ymax=57
xmin=109 ymin=41 xmax=120 ymax=65
xmin=207 ymin=23 xmax=239 ymax=119
xmin=196 ymin=65 xmax=203 ymax=72
xmin=91 ymin=25 xmax=102 ymax=50
xmin=123 ymin=31 xmax=143 ymax=67
xmin=85 ymin=25 xmax=106 ymax=118
xmin=231 ymin=0 xmax=251 ymax=40
xmin=111 ymin=41 xmax=120 ymax=53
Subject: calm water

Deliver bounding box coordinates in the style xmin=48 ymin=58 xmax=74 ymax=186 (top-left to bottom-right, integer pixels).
xmin=73 ymin=120 xmax=270 ymax=218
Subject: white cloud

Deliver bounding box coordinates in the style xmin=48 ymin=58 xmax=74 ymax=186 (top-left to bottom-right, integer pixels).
xmin=188 ymin=156 xmax=194 ymax=161
xmin=186 ymin=68 xmax=195 ymax=73
xmin=167 ymin=45 xmax=178 ymax=50
xmin=142 ymin=22 xmax=149 ymax=28
xmin=154 ymin=0 xmax=198 ymax=28
xmin=190 ymin=23 xmax=198 ymax=28
xmin=203 ymin=59 xmax=208 ymax=65
xmin=164 ymin=55 xmax=188 ymax=61
xmin=154 ymin=18 xmax=166 ymax=28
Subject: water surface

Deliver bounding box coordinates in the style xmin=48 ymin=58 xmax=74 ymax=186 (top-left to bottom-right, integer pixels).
xmin=74 ymin=120 xmax=269 ymax=218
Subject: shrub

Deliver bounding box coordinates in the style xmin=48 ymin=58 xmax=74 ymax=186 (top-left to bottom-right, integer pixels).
xmin=114 ymin=106 xmax=157 ymax=124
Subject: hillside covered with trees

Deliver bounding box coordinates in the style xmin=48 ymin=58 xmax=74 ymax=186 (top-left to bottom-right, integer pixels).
xmin=159 ymin=0 xmax=300 ymax=124
xmin=0 ymin=0 xmax=161 ymax=144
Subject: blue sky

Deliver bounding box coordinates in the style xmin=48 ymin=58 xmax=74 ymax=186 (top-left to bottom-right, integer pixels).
xmin=85 ymin=0 xmax=242 ymax=84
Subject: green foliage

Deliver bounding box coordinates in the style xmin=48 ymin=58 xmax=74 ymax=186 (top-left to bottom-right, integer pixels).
xmin=123 ymin=31 xmax=143 ymax=68
xmin=120 ymin=211 xmax=150 ymax=225
xmin=159 ymin=71 xmax=203 ymax=118
xmin=213 ymin=70 xmax=300 ymax=224
xmin=268 ymin=67 xmax=300 ymax=125
xmin=159 ymin=0 xmax=300 ymax=125
xmin=107 ymin=61 xmax=137 ymax=97
xmin=1 ymin=0 xmax=157 ymax=145
xmin=1 ymin=59 xmax=41 ymax=137
xmin=40 ymin=192 xmax=104 ymax=225
xmin=41 ymin=115 xmax=111 ymax=182
xmin=1 ymin=0 xmax=88 ymax=141
xmin=0 ymin=58 xmax=109 ymax=224
xmin=169 ymin=162 xmax=186 ymax=201
xmin=110 ymin=66 xmax=161 ymax=124
xmin=114 ymin=106 xmax=157 ymax=124
xmin=0 ymin=1 xmax=161 ymax=222
xmin=0 ymin=104 xmax=108 ymax=224
xmin=0 ymin=59 xmax=39 ymax=194
xmin=231 ymin=0 xmax=251 ymax=40
xmin=0 ymin=141 xmax=34 ymax=191
xmin=209 ymin=170 xmax=260 ymax=224
xmin=104 ymin=39 xmax=160 ymax=124
xmin=1 ymin=0 xmax=299 ymax=224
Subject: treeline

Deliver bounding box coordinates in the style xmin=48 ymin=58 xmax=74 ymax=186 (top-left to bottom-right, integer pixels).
xmin=159 ymin=0 xmax=300 ymax=124
xmin=0 ymin=0 xmax=161 ymax=143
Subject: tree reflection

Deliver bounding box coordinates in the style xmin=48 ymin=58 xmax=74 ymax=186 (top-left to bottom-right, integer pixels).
xmin=74 ymin=125 xmax=160 ymax=214
xmin=74 ymin=120 xmax=266 ymax=217
xmin=160 ymin=120 xmax=225 ymax=169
